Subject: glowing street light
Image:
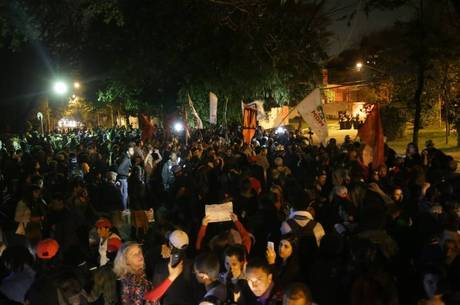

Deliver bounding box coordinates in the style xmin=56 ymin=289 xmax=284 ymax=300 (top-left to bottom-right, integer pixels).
xmin=355 ymin=61 xmax=386 ymax=75
xmin=53 ymin=81 xmax=69 ymax=95
xmin=275 ymin=126 xmax=286 ymax=134
xmin=173 ymin=122 xmax=184 ymax=132
xmin=74 ymin=81 xmax=81 ymax=89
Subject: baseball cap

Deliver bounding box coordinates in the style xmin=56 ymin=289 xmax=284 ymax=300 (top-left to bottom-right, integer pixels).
xmin=95 ymin=218 xmax=112 ymax=229
xmin=169 ymin=230 xmax=189 ymax=249
xmin=36 ymin=239 xmax=59 ymax=260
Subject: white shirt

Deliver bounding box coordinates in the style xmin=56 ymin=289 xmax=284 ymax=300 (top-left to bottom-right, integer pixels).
xmin=98 ymin=233 xmax=120 ymax=266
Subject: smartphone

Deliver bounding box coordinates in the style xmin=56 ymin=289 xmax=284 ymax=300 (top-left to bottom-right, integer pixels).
xmin=170 ymin=248 xmax=184 ymax=267
xmin=267 ymin=241 xmax=275 ymax=251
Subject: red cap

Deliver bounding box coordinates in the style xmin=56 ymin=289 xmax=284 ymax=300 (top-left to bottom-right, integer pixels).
xmin=95 ymin=218 xmax=112 ymax=229
xmin=107 ymin=238 xmax=122 ymax=253
xmin=36 ymin=239 xmax=59 ymax=260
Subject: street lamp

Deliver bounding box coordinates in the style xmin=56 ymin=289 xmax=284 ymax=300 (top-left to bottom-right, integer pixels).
xmin=53 ymin=81 xmax=69 ymax=95
xmin=74 ymin=81 xmax=81 ymax=89
xmin=355 ymin=61 xmax=385 ymax=75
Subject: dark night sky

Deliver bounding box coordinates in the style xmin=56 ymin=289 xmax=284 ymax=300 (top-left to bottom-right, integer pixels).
xmin=326 ymin=0 xmax=412 ymax=56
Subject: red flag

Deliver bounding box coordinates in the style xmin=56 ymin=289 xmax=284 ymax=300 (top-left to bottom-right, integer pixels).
xmin=357 ymin=104 xmax=384 ymax=169
xmin=139 ymin=114 xmax=154 ymax=143
xmin=242 ymin=105 xmax=257 ymax=144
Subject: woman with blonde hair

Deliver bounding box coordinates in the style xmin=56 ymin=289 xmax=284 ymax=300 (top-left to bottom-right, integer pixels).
xmin=113 ymin=242 xmax=153 ymax=305
xmin=114 ymin=242 xmax=183 ymax=305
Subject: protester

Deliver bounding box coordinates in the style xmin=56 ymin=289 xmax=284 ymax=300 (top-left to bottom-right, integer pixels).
xmin=117 ymin=142 xmax=135 ymax=211
xmin=85 ymin=237 xmax=121 ymax=305
xmin=152 ymin=229 xmax=202 ymax=305
xmin=113 ymin=242 xmax=154 ymax=305
xmin=161 ymin=152 xmax=179 ymax=192
xmin=282 ymin=282 xmax=314 ymax=305
xmin=266 ymin=233 xmax=302 ymax=289
xmin=194 ymin=252 xmax=227 ymax=304
xmin=196 ymin=212 xmax=252 ymax=254
xmin=0 ymin=123 xmax=457 ymax=305
xmin=246 ymin=258 xmax=283 ymax=305
xmin=0 ymin=245 xmax=36 ymax=304
xmin=95 ymin=217 xmax=122 ymax=266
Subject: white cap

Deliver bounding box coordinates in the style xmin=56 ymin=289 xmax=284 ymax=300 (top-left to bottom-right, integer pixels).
xmin=169 ymin=230 xmax=189 ymax=249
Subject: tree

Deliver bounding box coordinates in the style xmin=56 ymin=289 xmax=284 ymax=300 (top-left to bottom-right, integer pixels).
xmin=354 ymin=0 xmax=460 ymax=147
xmin=1 ymin=0 xmax=334 ymax=126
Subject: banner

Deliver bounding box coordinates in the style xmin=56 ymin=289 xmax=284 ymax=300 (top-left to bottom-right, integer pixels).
xmin=357 ymin=104 xmax=384 ymax=169
xmin=295 ymin=88 xmax=328 ymax=144
xmin=188 ymin=94 xmax=203 ymax=129
xmin=242 ymin=100 xmax=266 ymax=121
xmin=242 ymin=105 xmax=258 ymax=144
xmin=258 ymin=106 xmax=290 ymax=130
xmin=209 ymin=92 xmax=218 ymax=124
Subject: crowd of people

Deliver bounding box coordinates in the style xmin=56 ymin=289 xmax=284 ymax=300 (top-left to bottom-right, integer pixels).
xmin=0 ymin=125 xmax=459 ymax=305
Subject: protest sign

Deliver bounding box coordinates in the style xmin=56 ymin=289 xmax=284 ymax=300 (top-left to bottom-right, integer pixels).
xmin=205 ymin=202 xmax=233 ymax=223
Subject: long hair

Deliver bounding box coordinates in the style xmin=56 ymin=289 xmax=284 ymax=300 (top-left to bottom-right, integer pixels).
xmin=2 ymin=245 xmax=34 ymax=272
xmin=113 ymin=242 xmax=140 ymax=279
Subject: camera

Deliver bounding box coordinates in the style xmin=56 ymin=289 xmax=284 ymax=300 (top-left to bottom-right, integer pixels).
xmin=170 ymin=247 xmax=186 ymax=267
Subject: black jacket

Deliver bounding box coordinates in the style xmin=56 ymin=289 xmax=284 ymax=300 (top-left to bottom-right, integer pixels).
xmin=152 ymin=258 xmax=204 ymax=305
xmin=117 ymin=153 xmax=131 ymax=179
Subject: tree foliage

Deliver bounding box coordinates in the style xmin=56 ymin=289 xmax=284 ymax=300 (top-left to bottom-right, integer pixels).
xmin=353 ymin=0 xmax=460 ymax=146
xmin=0 ymin=0 xmax=332 ymax=123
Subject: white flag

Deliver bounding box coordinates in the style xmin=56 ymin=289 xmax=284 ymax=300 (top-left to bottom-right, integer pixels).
xmin=295 ymin=88 xmax=328 ymax=144
xmin=188 ymin=95 xmax=203 ymax=129
xmin=209 ymin=92 xmax=218 ymax=124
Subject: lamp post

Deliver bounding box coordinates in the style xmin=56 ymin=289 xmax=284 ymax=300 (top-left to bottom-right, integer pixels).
xmin=46 ymin=79 xmax=82 ymax=132
xmin=47 ymin=80 xmax=70 ymax=132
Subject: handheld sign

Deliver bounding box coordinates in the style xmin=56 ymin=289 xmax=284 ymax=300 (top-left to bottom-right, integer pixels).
xmin=205 ymin=202 xmax=233 ymax=223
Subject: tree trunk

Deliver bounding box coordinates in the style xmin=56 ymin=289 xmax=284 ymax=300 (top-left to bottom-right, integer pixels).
xmin=412 ymin=64 xmax=425 ymax=148
xmin=110 ymin=106 xmax=114 ymax=127
xmin=125 ymin=113 xmax=130 ymax=127
xmin=412 ymin=0 xmax=426 ymax=148
xmin=456 ymin=121 xmax=460 ymax=147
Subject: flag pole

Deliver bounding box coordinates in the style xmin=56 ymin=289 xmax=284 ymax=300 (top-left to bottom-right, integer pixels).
xmin=184 ymin=104 xmax=189 ymax=147
xmin=224 ymin=97 xmax=229 ymax=141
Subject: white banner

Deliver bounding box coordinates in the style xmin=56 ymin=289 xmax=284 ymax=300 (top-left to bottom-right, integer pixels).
xmin=209 ymin=92 xmax=218 ymax=124
xmin=258 ymin=106 xmax=289 ymax=130
xmin=188 ymin=95 xmax=203 ymax=129
xmin=295 ymin=88 xmax=328 ymax=144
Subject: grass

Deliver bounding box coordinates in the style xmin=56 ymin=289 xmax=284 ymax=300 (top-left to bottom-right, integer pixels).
xmin=324 ymin=121 xmax=460 ymax=160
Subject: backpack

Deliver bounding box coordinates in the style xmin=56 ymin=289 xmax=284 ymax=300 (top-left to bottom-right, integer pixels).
xmin=286 ymin=217 xmax=319 ymax=275
xmin=286 ymin=217 xmax=317 ymax=241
